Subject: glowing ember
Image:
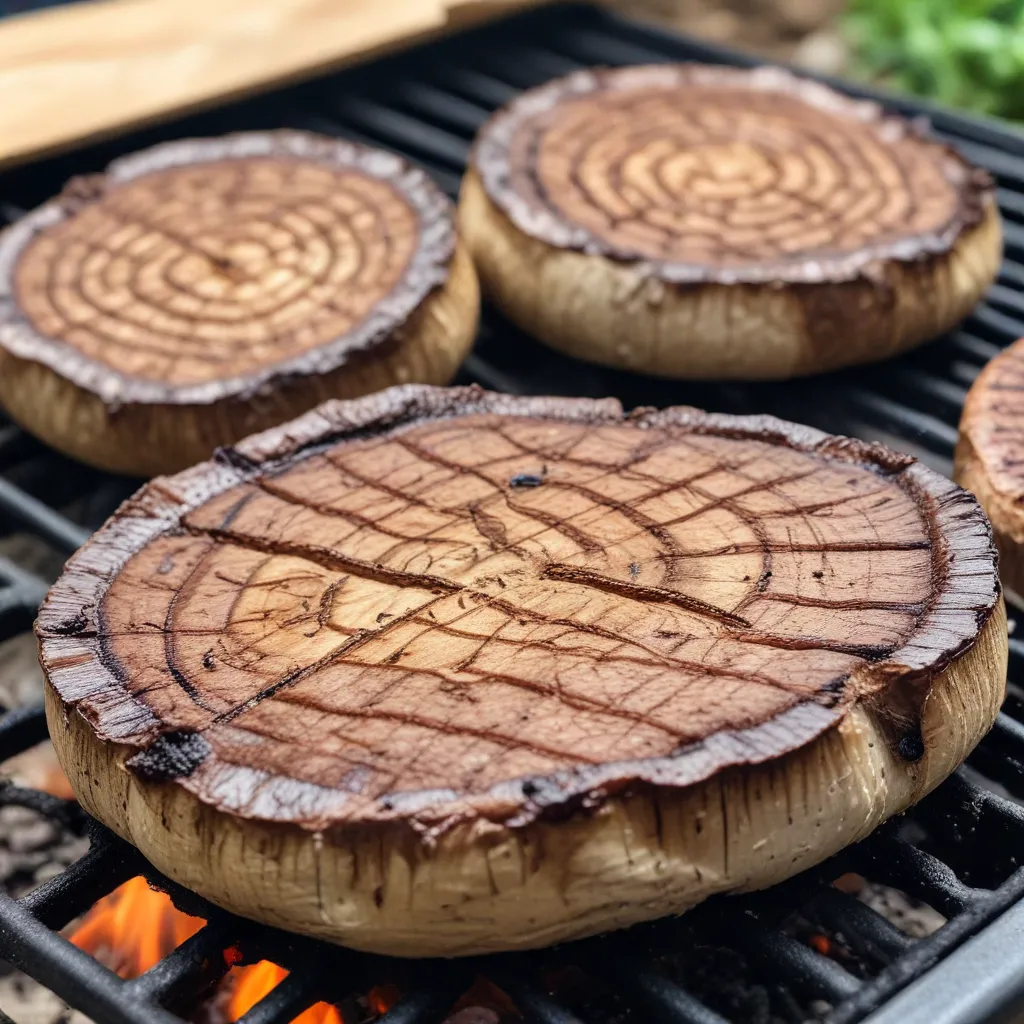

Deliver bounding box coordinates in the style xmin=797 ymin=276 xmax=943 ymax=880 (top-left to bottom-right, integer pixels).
xmin=41 ymin=763 xmax=75 ymax=801
xmin=367 ymin=983 xmax=401 ymax=1015
xmin=227 ymin=961 xmax=343 ymax=1023
xmin=70 ymin=876 xmax=204 ymax=978
xmin=834 ymin=872 xmax=865 ymax=894
xmin=7 ymin=743 xmax=76 ymax=800
xmin=808 ymin=933 xmax=832 ymax=956
xmin=452 ymin=978 xmax=517 ymax=1017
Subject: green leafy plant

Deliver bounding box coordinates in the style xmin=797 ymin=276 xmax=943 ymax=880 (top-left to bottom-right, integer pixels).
xmin=844 ymin=0 xmax=1024 ymax=121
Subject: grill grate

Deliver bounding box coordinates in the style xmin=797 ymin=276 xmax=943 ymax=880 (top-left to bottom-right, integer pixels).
xmin=3 ymin=4 xmax=1024 ymax=1023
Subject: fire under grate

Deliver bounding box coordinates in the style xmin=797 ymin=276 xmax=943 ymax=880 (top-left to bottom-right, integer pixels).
xmin=3 ymin=3 xmax=1024 ymax=1023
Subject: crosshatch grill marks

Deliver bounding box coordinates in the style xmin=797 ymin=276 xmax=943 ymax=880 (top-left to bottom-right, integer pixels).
xmin=98 ymin=421 xmax=928 ymax=780
xmin=37 ymin=387 xmax=999 ymax=829
xmin=128 ymin=423 xmax=921 ymax=737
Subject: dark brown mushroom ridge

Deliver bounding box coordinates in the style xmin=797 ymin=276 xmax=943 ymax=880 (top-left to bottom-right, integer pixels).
xmin=0 ymin=131 xmax=456 ymax=406
xmin=38 ymin=385 xmax=999 ymax=832
xmin=958 ymin=337 xmax=1024 ymax=504
xmin=472 ymin=65 xmax=993 ymax=285
xmin=955 ymin=336 xmax=1024 ymax=597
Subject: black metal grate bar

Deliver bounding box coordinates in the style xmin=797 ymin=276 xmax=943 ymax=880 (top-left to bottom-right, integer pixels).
xmin=20 ymin=835 xmax=145 ymax=931
xmin=945 ymin=331 xmax=1002 ymax=364
xmin=845 ymin=390 xmax=960 ymax=454
xmin=376 ymin=978 xmax=476 ymax=1024
xmin=0 ymin=702 xmax=47 ymax=759
xmin=0 ymin=890 xmax=183 ymax=1024
xmin=487 ymin=968 xmax=586 ymax=1024
xmin=235 ymin=969 xmax=326 ymax=1024
xmin=987 ymin=282 xmax=1024 ymax=315
xmin=991 ymin=710 xmax=1024 ymax=754
xmin=0 ymin=782 xmax=84 ymax=836
xmin=855 ymin=840 xmax=983 ymax=919
xmin=807 ymin=889 xmax=913 ymax=967
xmin=0 ymin=564 xmax=48 ymax=636
xmin=122 ymin=920 xmax=238 ymax=1011
xmin=0 ymin=475 xmax=90 ymax=555
xmin=593 ymin=956 xmax=732 ymax=1024
xmin=862 ymin=898 xmax=1024 ymax=1024
xmin=825 ymin=870 xmax=1024 ymax=1024
xmin=713 ymin=919 xmax=862 ymax=1004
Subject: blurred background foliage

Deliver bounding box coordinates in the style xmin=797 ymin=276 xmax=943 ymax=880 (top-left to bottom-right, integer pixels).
xmin=616 ymin=0 xmax=1024 ymax=123
xmin=845 ymin=0 xmax=1024 ymax=121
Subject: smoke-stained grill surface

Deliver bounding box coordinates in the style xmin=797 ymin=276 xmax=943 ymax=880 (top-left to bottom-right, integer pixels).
xmin=3 ymin=3 xmax=1024 ymax=1023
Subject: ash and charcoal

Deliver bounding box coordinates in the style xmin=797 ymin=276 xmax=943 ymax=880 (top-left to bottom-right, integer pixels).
xmin=0 ymin=638 xmax=86 ymax=904
xmin=0 ymin=801 xmax=91 ymax=1024
xmin=855 ymin=883 xmax=945 ymax=940
xmin=661 ymin=943 xmax=820 ymax=1024
xmin=0 ymin=804 xmax=87 ymax=901
xmin=0 ymin=633 xmax=90 ymax=1024
xmin=0 ymin=972 xmax=93 ymax=1024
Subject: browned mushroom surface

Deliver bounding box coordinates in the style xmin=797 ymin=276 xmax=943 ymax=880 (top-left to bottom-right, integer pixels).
xmin=0 ymin=133 xmax=479 ymax=476
xmin=474 ymin=65 xmax=984 ymax=281
xmin=14 ymin=156 xmax=423 ymax=387
xmin=460 ymin=65 xmax=1000 ymax=380
xmin=39 ymin=386 xmax=1005 ymax=954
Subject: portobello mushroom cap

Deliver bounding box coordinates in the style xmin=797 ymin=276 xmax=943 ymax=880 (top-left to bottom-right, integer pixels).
xmin=0 ymin=131 xmax=479 ymax=477
xmin=39 ymin=384 xmax=1006 ymax=956
xmin=460 ymin=65 xmax=1001 ymax=380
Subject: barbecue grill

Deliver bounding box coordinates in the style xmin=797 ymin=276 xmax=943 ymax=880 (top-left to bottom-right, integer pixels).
xmin=3 ymin=4 xmax=1024 ymax=1023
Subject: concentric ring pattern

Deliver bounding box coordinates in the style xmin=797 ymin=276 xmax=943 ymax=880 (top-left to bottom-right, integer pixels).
xmin=476 ymin=66 xmax=982 ymax=282
xmin=8 ymin=134 xmax=453 ymax=393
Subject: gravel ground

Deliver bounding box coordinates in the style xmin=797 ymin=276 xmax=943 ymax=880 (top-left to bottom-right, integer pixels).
xmin=0 ymin=629 xmax=94 ymax=1024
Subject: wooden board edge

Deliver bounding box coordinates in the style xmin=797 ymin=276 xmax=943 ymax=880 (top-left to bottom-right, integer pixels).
xmin=0 ymin=0 xmax=554 ymax=171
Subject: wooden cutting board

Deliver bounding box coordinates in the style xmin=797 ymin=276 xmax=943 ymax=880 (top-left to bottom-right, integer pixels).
xmin=0 ymin=0 xmax=550 ymax=170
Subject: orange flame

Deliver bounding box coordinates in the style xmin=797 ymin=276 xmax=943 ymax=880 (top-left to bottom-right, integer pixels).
xmin=59 ymin=770 xmax=341 ymax=1024
xmin=227 ymin=961 xmax=343 ymax=1023
xmin=70 ymin=876 xmax=204 ymax=978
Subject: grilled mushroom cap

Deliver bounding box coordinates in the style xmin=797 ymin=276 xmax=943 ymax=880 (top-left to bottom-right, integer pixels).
xmin=39 ymin=385 xmax=1005 ymax=956
xmin=0 ymin=131 xmax=479 ymax=477
xmin=460 ymin=65 xmax=1001 ymax=380
xmin=956 ymin=336 xmax=1024 ymax=600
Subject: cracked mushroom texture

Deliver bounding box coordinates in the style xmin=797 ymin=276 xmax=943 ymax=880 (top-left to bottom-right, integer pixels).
xmin=0 ymin=131 xmax=479 ymax=477
xmin=460 ymin=65 xmax=1001 ymax=380
xmin=39 ymin=385 xmax=1006 ymax=956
